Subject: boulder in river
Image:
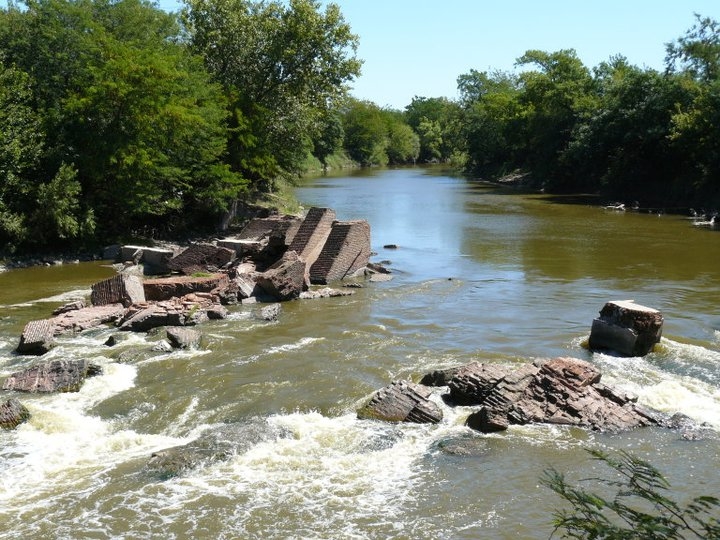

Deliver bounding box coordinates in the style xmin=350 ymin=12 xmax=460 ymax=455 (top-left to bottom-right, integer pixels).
xmin=255 ymin=250 xmax=308 ymax=301
xmin=146 ymin=420 xmax=291 ymax=479
xmin=357 ymin=380 xmax=443 ymax=424
xmin=52 ymin=303 xmax=126 ymax=334
xmin=588 ymin=300 xmax=663 ymax=356
xmin=0 ymin=398 xmax=31 ymax=429
xmin=2 ymin=359 xmax=102 ymax=393
xmin=166 ymin=327 xmax=202 ymax=349
xmin=445 ymin=357 xmax=661 ymax=433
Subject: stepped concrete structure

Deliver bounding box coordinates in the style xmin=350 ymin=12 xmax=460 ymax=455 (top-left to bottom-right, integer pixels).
xmin=309 ymin=220 xmax=371 ymax=284
xmin=287 ymin=207 xmax=336 ymax=269
xmin=91 ymin=274 xmax=145 ymax=307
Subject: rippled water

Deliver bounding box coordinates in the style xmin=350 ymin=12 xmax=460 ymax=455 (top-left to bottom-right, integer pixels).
xmin=1 ymin=167 xmax=718 ymax=539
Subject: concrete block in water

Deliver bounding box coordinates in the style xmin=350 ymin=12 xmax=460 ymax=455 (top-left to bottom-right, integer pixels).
xmin=91 ymin=274 xmax=146 ymax=307
xmin=588 ymin=300 xmax=663 ymax=356
xmin=309 ymin=220 xmax=371 ymax=284
xmin=288 ymin=207 xmax=336 ymax=268
xmin=16 ymin=319 xmax=55 ymax=355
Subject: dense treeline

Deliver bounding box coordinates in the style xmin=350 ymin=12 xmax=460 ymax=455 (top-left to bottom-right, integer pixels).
xmin=2 ymin=2 xmax=719 ymax=253
xmin=0 ymin=0 xmax=360 ymax=252
xmin=430 ymin=15 xmax=720 ymax=210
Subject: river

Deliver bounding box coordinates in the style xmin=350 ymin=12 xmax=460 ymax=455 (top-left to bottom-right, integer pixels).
xmin=0 ymin=166 xmax=718 ymax=539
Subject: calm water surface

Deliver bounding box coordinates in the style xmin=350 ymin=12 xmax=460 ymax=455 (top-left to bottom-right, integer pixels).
xmin=1 ymin=167 xmax=718 ymax=539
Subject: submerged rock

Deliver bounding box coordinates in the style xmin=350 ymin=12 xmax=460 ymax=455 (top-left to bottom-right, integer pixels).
xmin=357 ymin=380 xmax=443 ymax=424
xmin=146 ymin=420 xmax=290 ymax=479
xmin=0 ymin=398 xmax=31 ymax=429
xmin=166 ymin=327 xmax=202 ymax=349
xmin=257 ymin=303 xmax=282 ymax=322
xmin=298 ymin=287 xmax=355 ymax=300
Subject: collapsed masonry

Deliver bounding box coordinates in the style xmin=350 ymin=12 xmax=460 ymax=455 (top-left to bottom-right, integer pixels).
xmin=228 ymin=207 xmax=372 ymax=285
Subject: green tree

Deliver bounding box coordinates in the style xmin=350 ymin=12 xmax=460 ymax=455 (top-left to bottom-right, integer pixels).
xmin=182 ymin=0 xmax=361 ymax=191
xmin=0 ymin=61 xmax=91 ymax=250
xmin=456 ymin=69 xmax=523 ymax=177
xmin=312 ymin=109 xmax=345 ymax=172
xmin=386 ymin=119 xmax=420 ymax=164
xmin=0 ymin=0 xmax=244 ymax=242
xmin=341 ymin=99 xmax=389 ymax=166
xmin=666 ymin=13 xmax=720 ymax=82
xmin=665 ymin=15 xmax=720 ymax=207
xmin=543 ymin=449 xmax=720 ymax=539
xmin=405 ymin=96 xmax=463 ymax=162
xmin=515 ymin=49 xmax=597 ymax=189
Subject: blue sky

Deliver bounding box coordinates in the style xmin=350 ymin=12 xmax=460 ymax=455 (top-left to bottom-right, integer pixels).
xmin=160 ymin=0 xmax=720 ymax=109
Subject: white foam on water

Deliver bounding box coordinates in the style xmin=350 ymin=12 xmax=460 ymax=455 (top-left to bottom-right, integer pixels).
xmin=0 ymin=363 xmax=185 ymax=511
xmin=135 ymin=347 xmax=213 ymax=366
xmin=593 ymin=345 xmax=720 ymax=429
xmin=265 ymin=336 xmax=324 ymax=355
xmin=1 ymin=288 xmax=91 ymax=307
xmin=35 ymin=288 xmax=90 ymax=303
xmin=125 ymin=411 xmax=436 ymax=538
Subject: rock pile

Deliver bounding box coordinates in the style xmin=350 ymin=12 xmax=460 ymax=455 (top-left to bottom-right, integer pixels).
xmin=359 ymin=356 xmax=664 ymax=434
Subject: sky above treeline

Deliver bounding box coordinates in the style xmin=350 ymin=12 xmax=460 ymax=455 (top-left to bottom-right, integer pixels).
xmin=165 ymin=0 xmax=720 ymax=109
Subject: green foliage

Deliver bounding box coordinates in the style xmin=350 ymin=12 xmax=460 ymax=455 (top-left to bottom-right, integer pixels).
xmin=456 ymin=15 xmax=720 ymax=208
xmin=0 ymin=0 xmax=248 ymax=248
xmin=341 ymin=99 xmax=390 ymax=166
xmin=405 ymin=96 xmax=463 ymax=162
xmin=386 ymin=119 xmax=420 ymax=164
xmin=183 ymin=0 xmax=361 ymax=191
xmin=542 ymin=449 xmax=720 ymax=539
xmin=666 ymin=13 xmax=720 ymax=82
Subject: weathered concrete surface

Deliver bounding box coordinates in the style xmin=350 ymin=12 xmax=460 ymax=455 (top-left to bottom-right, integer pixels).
xmin=309 ymin=220 xmax=371 ymax=284
xmin=118 ymin=293 xmax=223 ymax=332
xmin=52 ymin=304 xmax=126 ymax=334
xmin=444 ymin=357 xmax=660 ymax=433
xmin=166 ymin=327 xmax=202 ymax=349
xmin=255 ymin=251 xmax=307 ymax=301
xmin=2 ymin=359 xmax=102 ymax=393
xmin=0 ymin=398 xmax=31 ymax=429
xmin=216 ymin=239 xmax=264 ymax=257
xmin=91 ymin=274 xmax=146 ymax=307
xmin=236 ymin=215 xmax=302 ymax=244
xmin=288 ymin=207 xmax=336 ymax=269
xmin=166 ymin=244 xmax=235 ymax=275
xmin=298 ymin=287 xmax=355 ymax=300
xmin=143 ymin=274 xmax=229 ymax=301
xmin=52 ymin=300 xmax=86 ymax=316
xmin=16 ymin=319 xmax=56 ymax=355
xmin=589 ymin=300 xmax=664 ymax=356
xmin=357 ymin=380 xmax=443 ymax=424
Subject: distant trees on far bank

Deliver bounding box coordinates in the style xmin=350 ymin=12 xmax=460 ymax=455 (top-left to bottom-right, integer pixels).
xmin=341 ymin=13 xmax=720 ymax=211
xmin=451 ymin=14 xmax=720 ymax=210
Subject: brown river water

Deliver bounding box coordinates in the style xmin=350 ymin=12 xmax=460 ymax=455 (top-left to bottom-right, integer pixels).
xmin=0 ymin=166 xmax=718 ymax=539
